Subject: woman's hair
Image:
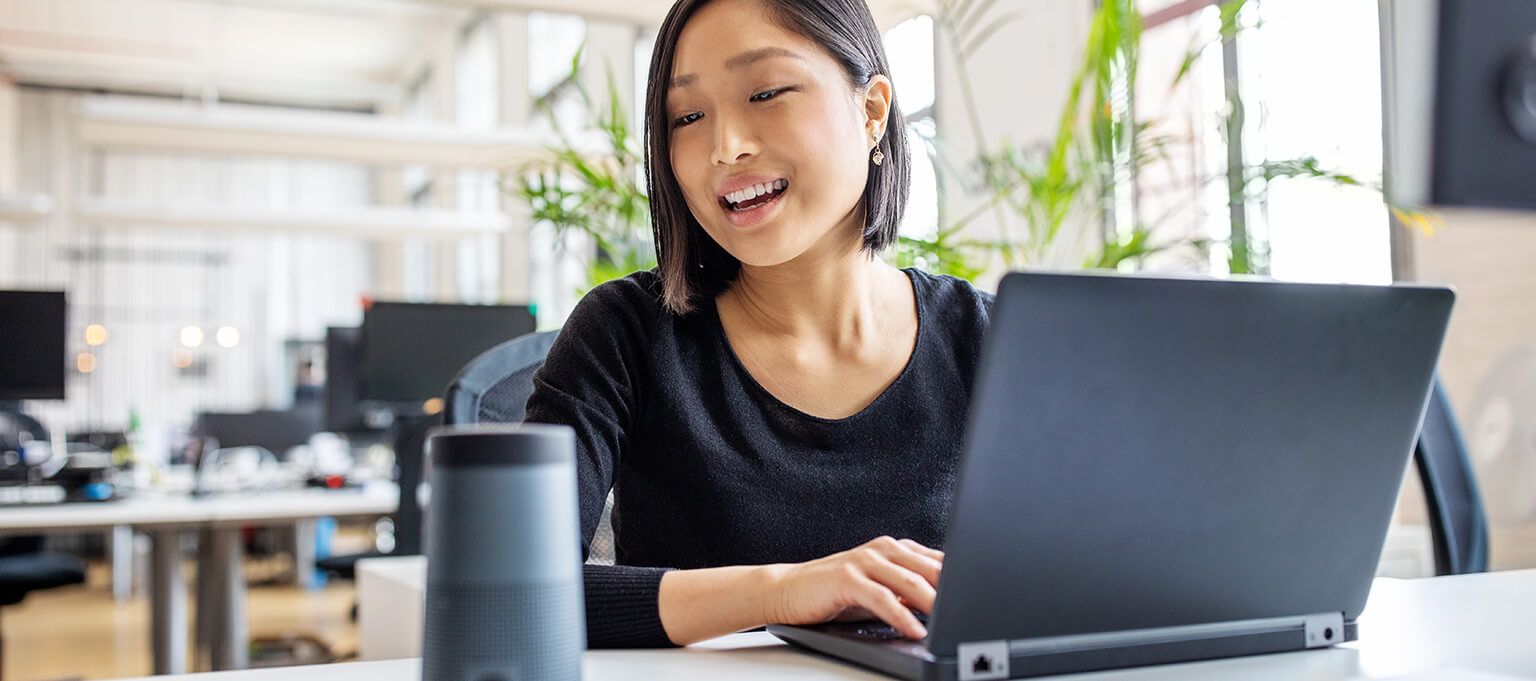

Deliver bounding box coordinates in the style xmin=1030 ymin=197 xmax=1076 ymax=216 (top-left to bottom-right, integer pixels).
xmin=644 ymin=0 xmax=912 ymax=315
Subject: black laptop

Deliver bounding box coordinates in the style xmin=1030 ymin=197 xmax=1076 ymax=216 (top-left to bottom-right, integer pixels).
xmin=769 ymin=271 xmax=1454 ymax=681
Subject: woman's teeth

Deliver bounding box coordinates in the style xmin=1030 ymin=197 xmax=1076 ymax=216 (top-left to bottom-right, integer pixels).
xmin=725 ymin=179 xmax=788 ymax=211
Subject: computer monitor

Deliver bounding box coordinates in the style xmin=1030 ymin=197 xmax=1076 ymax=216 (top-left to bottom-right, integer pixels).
xmin=195 ymin=409 xmax=322 ymax=459
xmin=323 ymin=326 xmax=373 ymax=433
xmin=0 ymin=291 xmax=67 ymax=401
xmin=359 ymin=302 xmax=536 ymax=408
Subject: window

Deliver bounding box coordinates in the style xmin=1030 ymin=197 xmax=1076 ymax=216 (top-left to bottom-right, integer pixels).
xmin=1136 ymin=0 xmax=1391 ymax=283
xmin=1136 ymin=1 xmax=1229 ymax=272
xmin=1244 ymin=0 xmax=1390 ymax=284
xmin=884 ymin=16 xmax=940 ymax=240
xmin=528 ymin=12 xmax=588 ymax=136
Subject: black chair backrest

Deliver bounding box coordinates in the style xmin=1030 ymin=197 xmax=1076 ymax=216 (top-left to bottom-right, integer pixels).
xmin=440 ymin=329 xmax=618 ymax=565
xmin=1415 ymin=377 xmax=1490 ymax=575
xmin=444 ymin=330 xmax=560 ymax=426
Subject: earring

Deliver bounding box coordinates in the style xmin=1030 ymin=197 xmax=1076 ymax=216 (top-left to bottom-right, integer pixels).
xmin=871 ymin=147 xmax=884 ymax=166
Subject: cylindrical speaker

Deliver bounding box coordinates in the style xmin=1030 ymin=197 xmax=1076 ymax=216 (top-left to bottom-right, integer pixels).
xmin=422 ymin=423 xmax=585 ymax=681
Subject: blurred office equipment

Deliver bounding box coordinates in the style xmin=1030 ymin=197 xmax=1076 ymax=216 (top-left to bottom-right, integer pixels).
xmin=0 ymin=290 xmax=66 ymax=403
xmin=358 ymin=302 xmax=536 ymax=411
xmin=0 ymin=290 xmax=113 ymax=503
xmin=0 ymin=290 xmax=67 ymax=480
xmin=192 ymin=409 xmax=323 ymax=494
xmin=195 ymin=410 xmax=324 ymax=462
xmin=0 ymin=290 xmax=87 ymax=680
xmin=1382 ymin=0 xmax=1536 ymax=209
xmin=323 ymin=327 xmax=387 ymax=437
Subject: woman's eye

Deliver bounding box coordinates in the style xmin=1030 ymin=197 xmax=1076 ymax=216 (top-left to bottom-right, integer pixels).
xmin=673 ymin=112 xmax=703 ymax=128
xmin=750 ymin=88 xmax=785 ymax=103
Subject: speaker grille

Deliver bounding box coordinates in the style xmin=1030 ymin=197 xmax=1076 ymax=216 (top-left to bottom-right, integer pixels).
xmin=423 ymin=580 xmax=583 ymax=681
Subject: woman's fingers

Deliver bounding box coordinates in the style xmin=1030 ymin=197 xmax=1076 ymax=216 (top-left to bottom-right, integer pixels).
xmin=897 ymin=538 xmax=946 ymax=563
xmin=884 ymin=546 xmax=943 ymax=587
xmin=853 ymin=578 xmax=928 ymax=640
xmin=861 ymin=553 xmax=938 ymax=614
xmin=865 ymin=537 xmax=943 ymax=587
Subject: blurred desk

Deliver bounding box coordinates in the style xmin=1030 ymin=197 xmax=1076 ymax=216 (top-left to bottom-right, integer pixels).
xmin=0 ymin=483 xmax=398 ymax=674
xmin=349 ymin=562 xmax=1536 ymax=681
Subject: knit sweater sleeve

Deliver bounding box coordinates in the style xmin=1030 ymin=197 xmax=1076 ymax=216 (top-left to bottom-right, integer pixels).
xmin=523 ymin=273 xmax=677 ymax=648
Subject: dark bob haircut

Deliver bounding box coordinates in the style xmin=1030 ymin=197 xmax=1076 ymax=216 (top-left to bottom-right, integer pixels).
xmin=643 ymin=0 xmax=912 ymax=315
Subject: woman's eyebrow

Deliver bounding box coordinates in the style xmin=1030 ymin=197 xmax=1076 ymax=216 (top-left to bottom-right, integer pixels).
xmin=669 ymin=47 xmax=806 ymax=90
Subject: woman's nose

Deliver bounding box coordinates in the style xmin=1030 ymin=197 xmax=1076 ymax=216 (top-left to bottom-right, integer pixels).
xmin=711 ymin=118 xmax=757 ymax=165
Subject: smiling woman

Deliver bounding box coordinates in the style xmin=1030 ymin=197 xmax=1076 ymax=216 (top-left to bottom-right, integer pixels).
xmin=645 ymin=0 xmax=912 ymax=315
xmin=521 ymin=0 xmax=994 ymax=650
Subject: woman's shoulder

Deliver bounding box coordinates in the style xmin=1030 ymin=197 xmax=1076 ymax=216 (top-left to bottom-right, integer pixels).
xmin=906 ymin=268 xmax=995 ymax=324
xmin=576 ymin=269 xmax=666 ymax=311
xmin=563 ymin=270 xmax=669 ymax=332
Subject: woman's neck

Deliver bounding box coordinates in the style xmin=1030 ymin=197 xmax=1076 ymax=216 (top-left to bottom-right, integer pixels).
xmin=723 ymin=230 xmax=904 ymax=350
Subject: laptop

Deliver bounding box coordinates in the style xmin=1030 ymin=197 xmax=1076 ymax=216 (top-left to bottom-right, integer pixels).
xmin=768 ymin=271 xmax=1455 ymax=680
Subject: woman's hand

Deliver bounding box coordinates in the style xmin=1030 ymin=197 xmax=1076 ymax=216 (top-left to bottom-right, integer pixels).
xmin=759 ymin=536 xmax=945 ymax=640
xmin=656 ymin=536 xmax=944 ymax=645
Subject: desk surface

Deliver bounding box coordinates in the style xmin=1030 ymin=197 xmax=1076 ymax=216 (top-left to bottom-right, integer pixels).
xmin=0 ymin=482 xmax=398 ymax=531
xmin=113 ymin=568 xmax=1536 ymax=681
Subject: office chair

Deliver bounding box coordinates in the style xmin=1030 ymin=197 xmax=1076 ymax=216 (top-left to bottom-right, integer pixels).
xmin=443 ymin=330 xmax=559 ymax=425
xmin=1414 ymin=377 xmax=1491 ymax=575
xmin=0 ymin=536 xmax=87 ymax=681
xmin=441 ymin=330 xmax=617 ymax=565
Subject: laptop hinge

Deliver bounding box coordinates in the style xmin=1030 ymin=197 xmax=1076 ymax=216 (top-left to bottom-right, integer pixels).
xmin=987 ymin=612 xmax=1348 ymax=658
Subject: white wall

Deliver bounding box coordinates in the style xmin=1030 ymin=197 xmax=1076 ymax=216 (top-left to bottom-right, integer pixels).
xmin=1409 ymin=210 xmax=1536 ymax=570
xmin=0 ymin=79 xmax=19 ymax=264
xmin=0 ymin=79 xmax=16 ymax=192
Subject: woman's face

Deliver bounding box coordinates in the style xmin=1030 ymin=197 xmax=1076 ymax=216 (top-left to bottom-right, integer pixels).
xmin=666 ymin=0 xmax=890 ymax=269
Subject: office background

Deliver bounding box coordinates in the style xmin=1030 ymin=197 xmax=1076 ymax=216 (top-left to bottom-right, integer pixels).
xmin=0 ymin=0 xmax=1534 ymax=679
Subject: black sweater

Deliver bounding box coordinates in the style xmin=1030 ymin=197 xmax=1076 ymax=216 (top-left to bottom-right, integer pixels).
xmin=523 ymin=268 xmax=993 ymax=647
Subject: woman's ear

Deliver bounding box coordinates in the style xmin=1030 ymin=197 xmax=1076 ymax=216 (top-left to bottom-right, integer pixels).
xmin=862 ymin=74 xmax=894 ymax=147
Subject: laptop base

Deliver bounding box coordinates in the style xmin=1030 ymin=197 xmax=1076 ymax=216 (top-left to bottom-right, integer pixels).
xmin=769 ymin=618 xmax=1358 ymax=681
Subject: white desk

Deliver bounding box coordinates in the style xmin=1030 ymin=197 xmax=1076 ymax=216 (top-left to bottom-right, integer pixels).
xmin=334 ymin=566 xmax=1536 ymax=681
xmin=356 ymin=555 xmax=428 ymax=661
xmin=0 ymin=483 xmax=398 ymax=674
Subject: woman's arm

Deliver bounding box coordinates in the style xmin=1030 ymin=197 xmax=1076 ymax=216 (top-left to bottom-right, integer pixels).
xmin=525 ymin=278 xmax=944 ymax=647
xmin=658 ymin=536 xmax=944 ymax=645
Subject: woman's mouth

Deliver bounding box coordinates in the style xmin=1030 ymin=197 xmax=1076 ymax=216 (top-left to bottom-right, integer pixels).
xmin=718 ymin=179 xmax=789 ymax=228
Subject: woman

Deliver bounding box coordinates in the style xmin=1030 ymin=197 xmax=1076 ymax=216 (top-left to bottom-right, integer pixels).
xmin=524 ymin=0 xmax=993 ymax=648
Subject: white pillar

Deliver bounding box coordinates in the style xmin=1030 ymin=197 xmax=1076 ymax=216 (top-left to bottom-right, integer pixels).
xmin=497 ymin=12 xmax=535 ymax=305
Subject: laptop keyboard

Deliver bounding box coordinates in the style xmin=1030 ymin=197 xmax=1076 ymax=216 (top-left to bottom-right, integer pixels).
xmin=836 ymin=614 xmax=930 ymax=641
xmin=851 ymin=624 xmax=907 ymax=641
